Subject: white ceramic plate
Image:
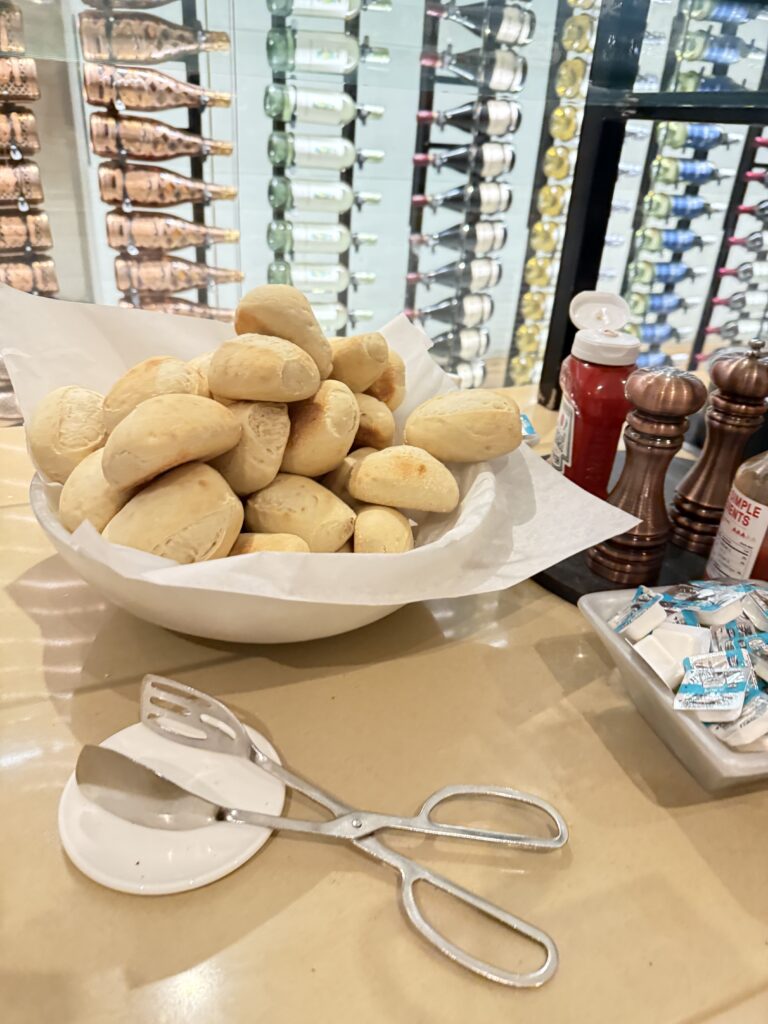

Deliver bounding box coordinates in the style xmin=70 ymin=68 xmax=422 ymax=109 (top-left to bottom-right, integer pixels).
xmin=59 ymin=722 xmax=286 ymax=895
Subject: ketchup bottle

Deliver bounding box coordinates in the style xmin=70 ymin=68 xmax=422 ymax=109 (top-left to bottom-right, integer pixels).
xmin=550 ymin=292 xmax=640 ymax=500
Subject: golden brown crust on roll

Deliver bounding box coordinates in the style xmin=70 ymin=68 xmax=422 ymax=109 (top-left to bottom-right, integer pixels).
xmin=209 ymin=400 xmax=290 ymax=496
xmin=59 ymin=448 xmax=134 ymax=532
xmin=354 ymin=393 xmax=395 ymax=450
xmin=404 ymin=390 xmax=522 ymax=463
xmin=235 ymin=285 xmax=333 ymax=379
xmin=281 ymin=380 xmax=360 ymax=477
xmin=244 ymin=473 xmax=355 ymax=553
xmin=27 ymin=385 xmax=106 ymax=484
xmin=208 ymin=333 xmax=320 ymax=403
xmin=103 ymin=356 xmax=207 ymax=431
xmin=354 ymin=505 xmax=414 ymax=553
xmin=229 ymin=532 xmax=309 ymax=554
xmin=365 ymin=350 xmax=406 ymax=411
xmin=348 ymin=444 xmax=459 ymax=513
xmin=329 ymin=332 xmax=389 ymax=392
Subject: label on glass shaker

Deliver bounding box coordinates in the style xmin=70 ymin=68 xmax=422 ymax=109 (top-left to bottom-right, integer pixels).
xmin=550 ymin=392 xmax=575 ymax=472
xmin=707 ymin=485 xmax=768 ymax=580
xmin=480 ymin=143 xmax=512 ymax=178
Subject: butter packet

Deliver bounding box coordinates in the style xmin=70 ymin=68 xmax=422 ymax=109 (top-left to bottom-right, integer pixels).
xmin=743 ymin=589 xmax=768 ymax=631
xmin=673 ymin=648 xmax=750 ymax=722
xmin=609 ymin=586 xmax=665 ymax=642
xmin=709 ymin=677 xmax=768 ymax=749
xmin=520 ymin=413 xmax=540 ymax=448
xmin=736 ymin=632 xmax=768 ymax=682
xmin=666 ymin=583 xmax=745 ymax=627
xmin=710 ymin=615 xmax=756 ymax=653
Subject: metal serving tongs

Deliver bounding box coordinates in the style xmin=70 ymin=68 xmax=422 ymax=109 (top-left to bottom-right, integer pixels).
xmin=94 ymin=675 xmax=568 ymax=986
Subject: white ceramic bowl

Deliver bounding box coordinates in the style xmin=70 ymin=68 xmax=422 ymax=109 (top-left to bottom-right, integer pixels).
xmin=30 ymin=477 xmax=402 ymax=644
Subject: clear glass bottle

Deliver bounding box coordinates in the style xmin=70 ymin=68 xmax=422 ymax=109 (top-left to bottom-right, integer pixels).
xmin=268 ymin=131 xmax=384 ymax=171
xmin=268 ymin=259 xmax=375 ymax=293
xmin=264 ymin=83 xmax=383 ymax=126
xmin=267 ymin=220 xmax=377 ymax=255
xmin=268 ymin=176 xmax=381 ymax=213
xmin=708 ymin=450 xmax=768 ymax=580
xmin=419 ymin=98 xmax=521 ymax=137
xmin=413 ymin=142 xmax=514 ymax=177
xmin=312 ymin=303 xmax=374 ymax=331
xmin=267 ymin=0 xmax=391 ymax=19
xmin=411 ymin=292 xmax=494 ymax=328
xmin=412 ymin=182 xmax=512 ymax=214
xmin=426 ymin=1 xmax=536 ymax=46
xmin=267 ymin=27 xmax=389 ymax=75
xmin=406 ymin=257 xmax=502 ymax=291
xmin=431 ymin=327 xmax=490 ymax=359
xmin=421 ymin=46 xmax=527 ymax=91
xmin=412 ymin=221 xmax=507 ymax=255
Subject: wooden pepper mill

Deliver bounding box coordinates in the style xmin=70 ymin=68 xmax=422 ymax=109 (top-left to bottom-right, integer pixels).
xmin=670 ymin=340 xmax=768 ymax=554
xmin=588 ymin=367 xmax=707 ymax=585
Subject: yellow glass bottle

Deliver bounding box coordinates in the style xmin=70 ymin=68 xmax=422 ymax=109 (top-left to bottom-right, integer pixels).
xmin=543 ymin=144 xmax=572 ymax=180
xmin=530 ymin=220 xmax=560 ymax=254
xmin=537 ymin=183 xmax=566 ymax=217
xmin=567 ymin=0 xmax=596 ymax=9
xmin=549 ymin=104 xmax=580 ymax=142
xmin=561 ymin=14 xmax=594 ymax=53
xmin=509 ymin=354 xmax=535 ymax=384
xmin=555 ymin=57 xmax=588 ymax=99
xmin=521 ymin=290 xmax=547 ymax=320
xmin=524 ymin=256 xmax=552 ymax=287
xmin=515 ymin=324 xmax=542 ymax=354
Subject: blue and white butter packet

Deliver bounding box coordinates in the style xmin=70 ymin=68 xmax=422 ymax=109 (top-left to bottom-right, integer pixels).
xmin=710 ymin=615 xmax=756 ymax=653
xmin=673 ymin=647 xmax=751 ymax=723
xmin=609 ymin=586 xmax=666 ymax=642
xmin=736 ymin=632 xmax=768 ymax=682
xmin=520 ymin=413 xmax=539 ymax=448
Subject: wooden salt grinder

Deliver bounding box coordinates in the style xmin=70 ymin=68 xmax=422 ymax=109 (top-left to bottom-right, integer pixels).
xmin=587 ymin=367 xmax=708 ymax=585
xmin=670 ymin=340 xmax=768 ymax=555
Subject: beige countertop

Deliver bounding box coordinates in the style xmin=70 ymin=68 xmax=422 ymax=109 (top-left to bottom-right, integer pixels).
xmin=2 ymin=425 xmax=767 ymax=1024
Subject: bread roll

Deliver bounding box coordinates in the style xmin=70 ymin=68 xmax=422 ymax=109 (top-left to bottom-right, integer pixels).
xmin=210 ymin=401 xmax=289 ymax=496
xmin=103 ymin=356 xmax=207 ymax=431
xmin=235 ymin=285 xmax=333 ymax=379
xmin=281 ymin=380 xmax=359 ymax=477
xmin=102 ymin=393 xmax=241 ymax=489
xmin=322 ymin=446 xmax=376 ymax=502
xmin=366 ymin=349 xmax=406 ymax=411
xmin=188 ymin=351 xmax=214 ymax=395
xmin=59 ymin=449 xmax=134 ymax=533
xmin=349 ymin=445 xmax=459 ymax=513
xmin=354 ymin=505 xmax=414 ymax=554
xmin=404 ymin=390 xmax=522 ymax=463
xmin=230 ymin=532 xmax=309 ymax=555
xmin=330 ymin=332 xmax=389 ymax=392
xmin=103 ymin=462 xmax=243 ymax=563
xmin=354 ymin=393 xmax=395 ymax=450
xmin=208 ymin=333 xmax=320 ymax=403
xmin=336 ymin=540 xmax=353 ymax=553
xmin=27 ymin=385 xmax=106 ymax=483
xmin=245 ymin=473 xmax=355 ymax=552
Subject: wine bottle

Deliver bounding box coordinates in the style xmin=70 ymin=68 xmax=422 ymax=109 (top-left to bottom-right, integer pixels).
xmin=745 ymin=169 xmax=768 ymax=185
xmin=90 ymin=113 xmax=232 ymax=162
xmin=409 ymin=293 xmax=494 ymax=328
xmin=561 ymin=13 xmax=594 ymax=53
xmin=267 ymin=221 xmax=377 ymax=256
xmin=426 ymin=2 xmax=535 ymax=46
xmin=686 ymin=0 xmax=768 ymax=25
xmin=738 ymin=200 xmax=768 ymax=224
xmin=0 ymin=58 xmax=39 ymax=102
xmin=521 ymin=290 xmax=550 ymax=321
xmin=543 ymin=145 xmax=572 ymax=180
xmin=411 ymin=221 xmax=507 ymax=255
xmin=83 ymin=0 xmax=180 ymax=8
xmin=268 ymin=177 xmax=380 ymax=214
xmin=635 ymin=227 xmax=714 ymax=252
xmin=626 ymin=259 xmax=706 ymax=286
xmin=264 ymin=83 xmax=383 ymax=126
xmin=627 ymin=292 xmax=696 ymax=316
xmin=412 ymin=182 xmax=512 ymax=214
xmin=421 ymin=47 xmax=526 ymax=92
xmin=0 ymin=257 xmax=57 ymax=294
xmin=677 ymin=69 xmax=747 ymax=92
xmin=450 ymin=359 xmax=487 ymax=389
xmin=312 ymin=303 xmax=373 ymax=331
xmin=712 ymin=290 xmax=767 ymax=312
xmin=98 ymin=162 xmax=237 ymax=209
xmin=524 ymin=256 xmax=553 ymax=288
xmin=267 ymin=0 xmax=392 ymax=18
xmin=267 ymin=28 xmax=389 ymax=75
xmin=0 ymin=4 xmax=24 ymax=57
xmin=413 ymin=143 xmax=514 ymax=178
xmin=678 ymin=30 xmax=763 ymax=63
xmin=705 ymin=319 xmax=768 ymax=342
xmin=418 ymin=98 xmax=521 ymax=137
xmin=106 ymin=211 xmax=239 ymax=253
xmin=268 ymin=259 xmax=375 ymax=292
xmin=431 ymin=327 xmax=490 ymax=360
xmin=79 ymin=11 xmax=230 ymax=64
xmin=567 ymin=0 xmax=597 ymax=8
xmin=268 ymin=131 xmax=384 ymax=171
xmin=642 ymin=192 xmax=723 ymax=219
xmin=0 ymin=109 xmax=38 ymax=159
xmin=115 ymin=254 xmax=244 ymax=294
xmin=83 ymin=62 xmax=231 ymax=112
xmin=627 ymin=322 xmax=688 ymax=345
xmin=514 ymin=324 xmax=542 ymax=355
xmin=652 ymin=156 xmax=733 ymax=185
xmin=406 ymin=257 xmax=502 ymax=292
xmin=728 ymin=231 xmax=768 ymax=254
xmin=549 ymin=105 xmax=581 ymax=142
xmin=555 ymin=57 xmax=588 ymax=99
xmin=537 ymin=184 xmax=566 ymax=217
xmin=0 ymin=211 xmax=51 ymax=253
xmin=0 ymin=161 xmax=42 ymax=208
xmin=656 ymin=121 xmax=739 ymax=150
xmin=530 ymin=221 xmax=562 ymax=255
xmin=719 ymin=261 xmax=768 ymax=283
xmin=119 ymin=295 xmax=234 ymax=321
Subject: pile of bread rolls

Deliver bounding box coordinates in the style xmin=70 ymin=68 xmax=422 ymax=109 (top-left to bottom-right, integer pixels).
xmin=25 ymin=285 xmax=523 ymax=562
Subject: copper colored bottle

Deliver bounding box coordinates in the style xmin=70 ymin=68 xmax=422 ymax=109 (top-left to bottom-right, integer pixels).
xmin=0 ymin=211 xmax=51 ymax=252
xmin=0 ymin=3 xmax=24 ymax=56
xmin=82 ymin=62 xmax=231 ymax=112
xmin=98 ymin=161 xmax=237 ymax=208
xmin=106 ymin=210 xmax=239 ymax=252
xmin=0 ymin=161 xmax=43 ymax=207
xmin=115 ymin=253 xmax=244 ymax=293
xmin=0 ymin=57 xmax=39 ymax=101
xmin=119 ymin=294 xmax=234 ymax=321
xmin=0 ymin=109 xmax=39 ymax=158
xmin=0 ymin=257 xmax=58 ymax=294
xmin=90 ymin=112 xmax=232 ymax=162
xmin=79 ymin=11 xmax=230 ymax=64
xmin=82 ymin=0 xmax=177 ymax=8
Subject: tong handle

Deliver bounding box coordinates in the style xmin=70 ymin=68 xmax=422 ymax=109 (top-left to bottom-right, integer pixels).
xmin=398 ymin=857 xmax=559 ymax=988
xmin=375 ymin=784 xmax=569 ymax=849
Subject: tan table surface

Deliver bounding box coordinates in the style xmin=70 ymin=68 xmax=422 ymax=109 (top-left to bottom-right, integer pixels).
xmin=2 ymin=426 xmax=768 ymax=1024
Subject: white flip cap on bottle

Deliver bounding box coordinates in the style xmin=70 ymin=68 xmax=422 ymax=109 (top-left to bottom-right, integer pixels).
xmin=569 ymin=290 xmax=641 ymax=366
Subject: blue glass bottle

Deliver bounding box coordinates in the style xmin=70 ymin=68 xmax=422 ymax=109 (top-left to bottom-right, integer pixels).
xmin=668 ymin=195 xmax=711 ymax=218
xmin=636 ymin=323 xmax=677 ymax=344
xmin=692 ymin=2 xmax=761 ymax=27
xmin=653 ymin=261 xmax=695 ymax=284
xmin=661 ymin=228 xmax=705 ymax=252
xmin=684 ymin=124 xmax=729 ymax=149
xmin=647 ymin=293 xmax=685 ymax=314
xmin=637 ymin=345 xmax=672 ymax=369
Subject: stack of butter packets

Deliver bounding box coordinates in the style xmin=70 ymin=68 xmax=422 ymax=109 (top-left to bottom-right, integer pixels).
xmin=609 ymin=581 xmax=768 ymax=751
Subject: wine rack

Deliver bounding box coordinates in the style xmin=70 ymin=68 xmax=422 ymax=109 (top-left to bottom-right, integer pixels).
xmin=0 ymin=4 xmax=59 ymax=298
xmin=77 ymin=0 xmax=241 ymax=320
xmin=264 ymin=1 xmax=390 ymax=336
xmin=404 ymin=1 xmax=529 ymax=388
